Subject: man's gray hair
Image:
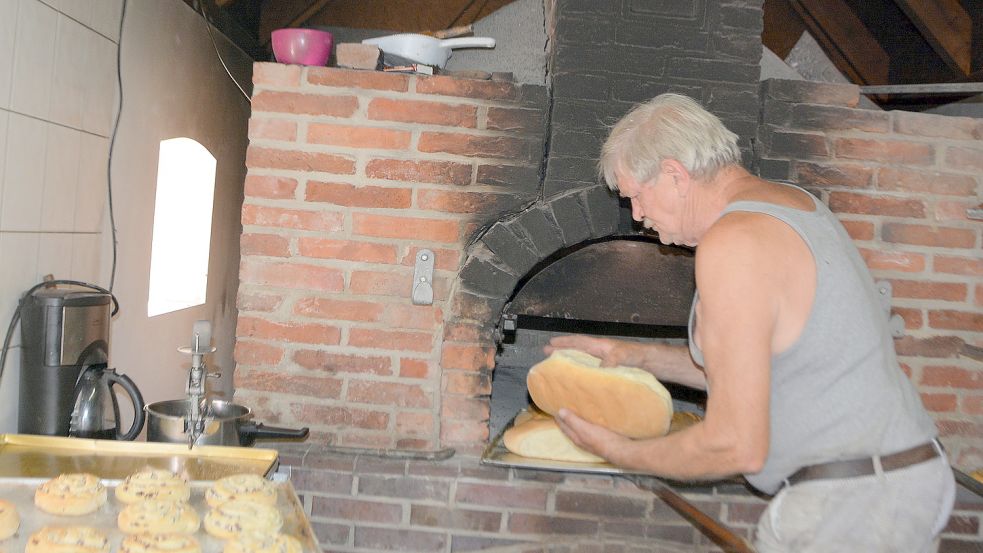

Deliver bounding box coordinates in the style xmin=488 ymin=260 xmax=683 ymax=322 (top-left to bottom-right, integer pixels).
xmin=599 ymin=93 xmax=741 ymax=190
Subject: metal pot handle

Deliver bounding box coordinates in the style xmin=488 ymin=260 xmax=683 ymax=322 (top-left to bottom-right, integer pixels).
xmin=106 ymin=370 xmax=147 ymax=441
xmin=238 ymin=422 xmax=309 ymax=447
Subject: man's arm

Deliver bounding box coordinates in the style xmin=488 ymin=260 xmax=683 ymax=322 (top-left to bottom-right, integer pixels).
xmin=556 ymin=214 xmax=779 ymax=480
xmin=545 ymin=335 xmax=708 ymax=390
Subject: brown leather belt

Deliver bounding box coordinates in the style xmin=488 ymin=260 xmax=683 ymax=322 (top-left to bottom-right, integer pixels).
xmin=787 ymin=440 xmax=942 ymax=486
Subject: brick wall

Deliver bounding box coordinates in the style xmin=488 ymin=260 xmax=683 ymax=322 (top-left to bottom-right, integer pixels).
xmin=235 ymin=64 xmax=547 ymax=451
xmin=756 ymin=79 xmax=983 ymax=472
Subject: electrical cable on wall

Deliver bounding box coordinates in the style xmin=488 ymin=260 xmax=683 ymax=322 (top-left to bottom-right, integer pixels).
xmin=106 ymin=0 xmax=128 ymax=292
xmin=197 ymin=1 xmax=252 ymax=104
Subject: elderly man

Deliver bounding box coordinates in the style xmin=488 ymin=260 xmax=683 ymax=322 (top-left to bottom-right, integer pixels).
xmin=547 ymin=93 xmax=954 ymax=552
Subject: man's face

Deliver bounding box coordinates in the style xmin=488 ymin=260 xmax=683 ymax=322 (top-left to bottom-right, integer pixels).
xmin=615 ymin=167 xmax=687 ymax=246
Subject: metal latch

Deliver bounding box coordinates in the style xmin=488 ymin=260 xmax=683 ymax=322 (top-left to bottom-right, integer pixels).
xmin=412 ymin=249 xmax=435 ymax=306
xmin=875 ymin=280 xmax=905 ymax=338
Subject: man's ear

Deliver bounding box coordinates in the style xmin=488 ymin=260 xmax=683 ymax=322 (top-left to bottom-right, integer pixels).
xmin=661 ymin=159 xmax=691 ymax=196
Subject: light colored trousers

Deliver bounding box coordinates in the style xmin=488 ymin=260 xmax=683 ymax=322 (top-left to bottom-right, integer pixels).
xmin=754 ymin=452 xmax=955 ymax=553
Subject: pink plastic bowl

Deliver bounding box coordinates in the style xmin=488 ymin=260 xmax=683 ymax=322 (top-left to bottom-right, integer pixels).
xmin=271 ymin=28 xmax=334 ymax=66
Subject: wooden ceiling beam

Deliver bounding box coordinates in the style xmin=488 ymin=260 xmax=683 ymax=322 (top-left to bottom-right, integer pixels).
xmin=893 ymin=0 xmax=972 ymax=77
xmin=790 ymin=0 xmax=891 ymax=86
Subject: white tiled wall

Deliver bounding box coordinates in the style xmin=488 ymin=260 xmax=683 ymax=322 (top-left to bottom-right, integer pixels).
xmin=0 ymin=0 xmax=122 ymax=432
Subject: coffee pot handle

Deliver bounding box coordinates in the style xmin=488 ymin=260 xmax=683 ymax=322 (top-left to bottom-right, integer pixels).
xmin=107 ymin=371 xmax=146 ymax=441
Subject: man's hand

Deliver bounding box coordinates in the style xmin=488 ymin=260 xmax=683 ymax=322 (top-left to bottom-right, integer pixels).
xmin=555 ymin=407 xmax=633 ymax=462
xmin=545 ymin=335 xmax=633 ymax=367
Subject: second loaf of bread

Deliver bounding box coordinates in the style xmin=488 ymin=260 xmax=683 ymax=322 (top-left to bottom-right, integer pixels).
xmin=526 ymin=349 xmax=673 ymax=439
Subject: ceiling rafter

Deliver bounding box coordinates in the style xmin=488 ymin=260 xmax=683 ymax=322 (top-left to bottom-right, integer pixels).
xmin=790 ymin=0 xmax=891 ymax=86
xmin=893 ymin=0 xmax=973 ymax=77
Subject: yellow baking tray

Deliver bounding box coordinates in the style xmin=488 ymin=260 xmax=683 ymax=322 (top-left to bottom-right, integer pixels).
xmin=0 ymin=434 xmax=278 ymax=481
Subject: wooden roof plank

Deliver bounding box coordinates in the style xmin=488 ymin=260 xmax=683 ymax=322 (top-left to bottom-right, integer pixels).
xmin=893 ymin=0 xmax=972 ymax=76
xmin=790 ymin=0 xmax=891 ymax=86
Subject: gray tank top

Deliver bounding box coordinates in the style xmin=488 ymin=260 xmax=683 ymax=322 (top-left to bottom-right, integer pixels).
xmin=687 ymin=189 xmax=937 ymax=494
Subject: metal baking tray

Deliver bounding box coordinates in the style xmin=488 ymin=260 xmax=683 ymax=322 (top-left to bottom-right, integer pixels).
xmin=0 ymin=477 xmax=319 ymax=553
xmin=0 ymin=434 xmax=278 ymax=481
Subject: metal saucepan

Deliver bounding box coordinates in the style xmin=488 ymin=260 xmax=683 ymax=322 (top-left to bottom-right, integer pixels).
xmin=146 ymin=399 xmax=309 ymax=447
xmin=362 ymin=33 xmax=496 ymax=68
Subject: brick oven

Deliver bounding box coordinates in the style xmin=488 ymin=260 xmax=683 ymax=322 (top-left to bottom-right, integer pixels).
xmin=232 ymin=1 xmax=982 ymax=551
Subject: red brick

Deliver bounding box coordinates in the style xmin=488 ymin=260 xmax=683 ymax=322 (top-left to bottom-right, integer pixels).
xmin=963 ymin=395 xmax=983 ymax=415
xmin=977 ymin=283 xmax=983 ymax=308
xmin=233 ymin=340 xmax=284 ymax=365
xmin=399 ymin=246 xmax=462 ymax=271
xmin=442 ymin=371 xmax=491 ymax=395
xmin=839 ymin=220 xmax=875 ymax=240
xmin=252 ymin=90 xmax=358 ymax=117
xmin=486 ymin=107 xmax=544 ymax=133
xmin=242 ymin=204 xmax=344 ymax=232
xmin=365 ymin=158 xmax=472 ymax=185
xmin=555 ymin=491 xmax=649 ymax=518
xmin=346 ymin=380 xmax=432 ymax=408
xmin=441 ymin=344 xmax=495 ymax=371
xmin=892 ymin=307 xmax=923 ymax=330
xmin=858 ymin=248 xmax=925 ymax=272
xmin=942 ymin=514 xmax=982 ymax=535
xmin=235 ymin=370 xmax=343 ymax=399
xmin=338 ymin=431 xmax=391 ymax=448
xmin=455 ymin=482 xmax=548 ymax=509
xmin=416 ymin=75 xmax=517 ymax=100
xmin=794 ymin=162 xmax=872 ymax=188
xmin=237 ymin=292 xmax=283 ymax=312
xmin=246 ymin=146 xmax=356 ymax=174
xmin=877 ymin=167 xmax=977 ymax=196
xmin=828 ymin=192 xmax=924 ymax=218
xmin=416 ymin=189 xmax=520 ymax=214
xmin=409 ymin=505 xmax=501 ymax=532
xmin=367 ymin=97 xmax=477 ymax=127
xmin=241 ymin=233 xmax=290 ymax=257
xmin=253 ymin=62 xmax=301 ymax=87
xmin=311 ymin=496 xmax=403 ymax=525
xmin=307 ymin=123 xmax=411 ymax=150
xmin=928 ymin=309 xmax=983 ymax=332
xmin=244 ymin=175 xmax=297 ymax=199
xmin=936 ymin=419 xmax=983 ymax=438
xmin=507 ymin=513 xmax=600 ymax=535
xmin=442 ymin=322 xmax=486 ymax=342
xmin=306 ymin=181 xmax=411 ymax=208
xmin=349 ymin=328 xmax=434 ymax=352
xmin=382 ymin=303 xmax=443 ymax=331
xmin=922 ymin=365 xmax=983 ymax=389
xmin=440 ymin=395 xmax=489 ymax=420
xmin=920 ymin=392 xmax=958 ymax=412
xmin=293 ymin=297 xmax=384 ymax=322
xmin=933 ymin=200 xmax=978 ymax=221
xmin=439 ymin=419 xmax=489 ymax=444
xmin=833 ymin=138 xmax=935 ymax=165
xmin=239 ymin=261 xmax=344 ymax=292
xmin=293 ymin=350 xmax=392 ymax=376
xmin=394 ymin=411 xmax=435 ymax=438
xmin=895 ymin=336 xmax=964 ymax=358
xmin=307 ymin=67 xmax=409 ymax=91
xmin=291 ymin=404 xmax=390 ymax=430
xmin=882 ymin=223 xmax=976 ymax=248
xmin=238 ymin=316 xmax=341 ymax=345
xmin=418 ymin=132 xmax=536 ymax=160
xmin=297 ymin=238 xmax=397 ymax=263
xmin=248 ymin=117 xmax=297 ymax=141
xmin=889 ymin=279 xmax=967 ymax=301
xmin=352 ymin=527 xmax=445 ymax=552
xmin=350 ymin=270 xmax=411 ymax=297
xmin=893 ymin=111 xmax=981 ymax=140
xmin=334 ymin=43 xmax=381 ymax=70
xmin=399 ymin=358 xmax=431 ymax=379
xmin=944 ymin=146 xmax=983 ymax=172
xmin=353 ymin=214 xmax=459 ymax=243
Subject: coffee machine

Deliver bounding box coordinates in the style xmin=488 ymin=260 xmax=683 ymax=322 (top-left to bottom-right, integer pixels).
xmin=18 ymin=287 xmax=145 ymax=439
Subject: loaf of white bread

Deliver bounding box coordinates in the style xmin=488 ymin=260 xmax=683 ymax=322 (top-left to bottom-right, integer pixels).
xmin=503 ymin=409 xmax=604 ymax=464
xmin=525 ymin=349 xmax=674 ymax=439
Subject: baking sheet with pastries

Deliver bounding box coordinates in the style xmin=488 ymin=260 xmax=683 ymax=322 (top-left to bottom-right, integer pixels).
xmin=0 ymin=478 xmax=319 ymax=553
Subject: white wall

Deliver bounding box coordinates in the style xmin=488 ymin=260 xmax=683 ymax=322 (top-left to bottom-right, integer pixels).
xmin=0 ymin=0 xmax=251 ymax=435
